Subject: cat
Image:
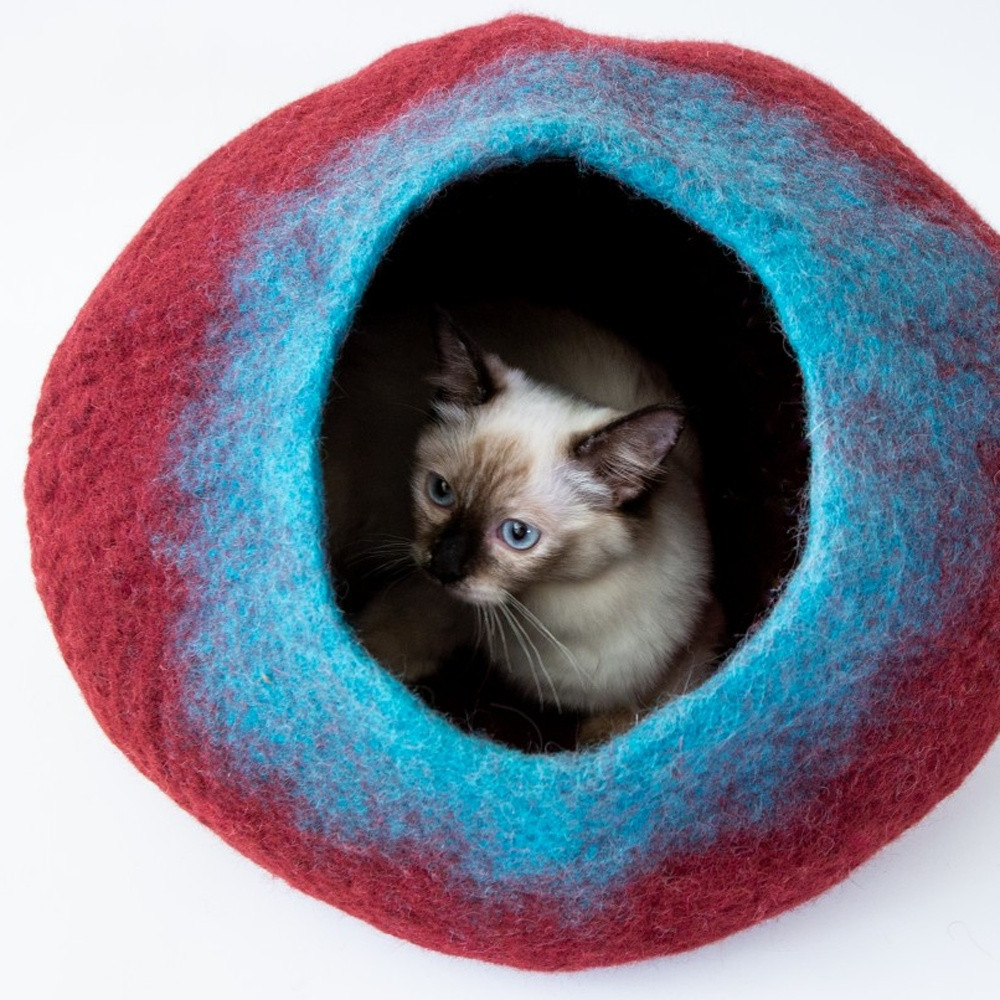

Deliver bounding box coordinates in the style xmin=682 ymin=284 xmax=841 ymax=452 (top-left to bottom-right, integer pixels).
xmin=323 ymin=302 xmax=723 ymax=741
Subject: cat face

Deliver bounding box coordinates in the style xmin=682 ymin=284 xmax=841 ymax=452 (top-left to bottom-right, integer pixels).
xmin=409 ymin=316 xmax=684 ymax=606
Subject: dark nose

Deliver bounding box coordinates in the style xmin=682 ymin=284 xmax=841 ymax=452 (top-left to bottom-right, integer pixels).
xmin=428 ymin=526 xmax=472 ymax=584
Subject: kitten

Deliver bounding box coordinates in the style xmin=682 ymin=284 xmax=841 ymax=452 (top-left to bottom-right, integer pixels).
xmin=325 ymin=303 xmax=723 ymax=740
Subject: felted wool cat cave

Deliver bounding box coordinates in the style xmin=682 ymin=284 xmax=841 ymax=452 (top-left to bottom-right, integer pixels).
xmin=26 ymin=15 xmax=1000 ymax=972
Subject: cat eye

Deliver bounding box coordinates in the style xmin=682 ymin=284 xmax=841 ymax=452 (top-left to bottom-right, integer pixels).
xmin=499 ymin=519 xmax=540 ymax=551
xmin=426 ymin=472 xmax=455 ymax=507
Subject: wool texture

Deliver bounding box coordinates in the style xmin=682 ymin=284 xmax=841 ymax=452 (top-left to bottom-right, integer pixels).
xmin=25 ymin=15 xmax=1000 ymax=971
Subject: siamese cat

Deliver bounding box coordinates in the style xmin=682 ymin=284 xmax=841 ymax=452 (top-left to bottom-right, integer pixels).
xmin=324 ymin=303 xmax=723 ymax=741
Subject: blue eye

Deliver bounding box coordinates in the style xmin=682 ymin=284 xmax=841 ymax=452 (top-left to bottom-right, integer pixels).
xmin=499 ymin=519 xmax=540 ymax=550
xmin=426 ymin=472 xmax=455 ymax=507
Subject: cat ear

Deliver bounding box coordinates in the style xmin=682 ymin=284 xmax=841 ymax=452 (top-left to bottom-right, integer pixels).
xmin=429 ymin=309 xmax=506 ymax=407
xmin=574 ymin=405 xmax=685 ymax=506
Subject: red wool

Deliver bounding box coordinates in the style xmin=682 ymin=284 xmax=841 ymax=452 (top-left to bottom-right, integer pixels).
xmin=25 ymin=15 xmax=1000 ymax=970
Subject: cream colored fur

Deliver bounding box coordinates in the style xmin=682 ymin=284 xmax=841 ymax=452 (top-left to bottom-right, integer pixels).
xmin=324 ymin=302 xmax=722 ymax=735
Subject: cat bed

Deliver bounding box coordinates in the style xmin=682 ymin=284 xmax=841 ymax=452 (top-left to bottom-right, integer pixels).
xmin=26 ymin=15 xmax=1000 ymax=970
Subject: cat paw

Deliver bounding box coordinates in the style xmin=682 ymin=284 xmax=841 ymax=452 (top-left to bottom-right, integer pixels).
xmin=577 ymin=707 xmax=642 ymax=746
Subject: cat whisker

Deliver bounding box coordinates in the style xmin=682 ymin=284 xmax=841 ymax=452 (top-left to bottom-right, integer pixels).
xmin=342 ymin=544 xmax=414 ymax=570
xmin=370 ymin=566 xmax=418 ymax=603
xmin=372 ymin=554 xmax=416 ymax=574
xmin=502 ymin=592 xmax=590 ymax=688
xmin=346 ymin=538 xmax=414 ymax=555
xmin=358 ymin=541 xmax=414 ymax=555
xmin=473 ymin=606 xmax=486 ymax=650
xmin=477 ymin=605 xmax=492 ymax=656
xmin=494 ymin=601 xmax=542 ymax=708
xmin=340 ymin=537 xmax=417 ymax=581
xmin=487 ymin=701 xmax=545 ymax=752
xmin=487 ymin=604 xmax=512 ymax=678
xmin=346 ymin=552 xmax=416 ymax=584
xmin=498 ymin=600 xmax=561 ymax=712
xmin=390 ymin=401 xmax=434 ymax=420
xmin=476 ymin=612 xmax=502 ymax=693
xmin=337 ymin=532 xmax=413 ymax=553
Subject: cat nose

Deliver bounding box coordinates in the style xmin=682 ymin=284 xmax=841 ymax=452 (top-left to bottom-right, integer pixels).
xmin=428 ymin=528 xmax=471 ymax=585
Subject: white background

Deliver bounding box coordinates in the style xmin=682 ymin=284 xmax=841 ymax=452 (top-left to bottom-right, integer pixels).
xmin=3 ymin=1 xmax=999 ymax=997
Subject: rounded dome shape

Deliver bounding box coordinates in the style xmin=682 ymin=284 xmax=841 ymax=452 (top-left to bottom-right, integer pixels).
xmin=26 ymin=16 xmax=1000 ymax=970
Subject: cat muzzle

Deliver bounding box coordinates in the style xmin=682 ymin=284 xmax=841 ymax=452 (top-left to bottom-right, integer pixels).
xmin=427 ymin=526 xmax=474 ymax=585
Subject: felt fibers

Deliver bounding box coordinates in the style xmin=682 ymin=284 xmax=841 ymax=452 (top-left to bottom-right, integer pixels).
xmin=26 ymin=16 xmax=1000 ymax=970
